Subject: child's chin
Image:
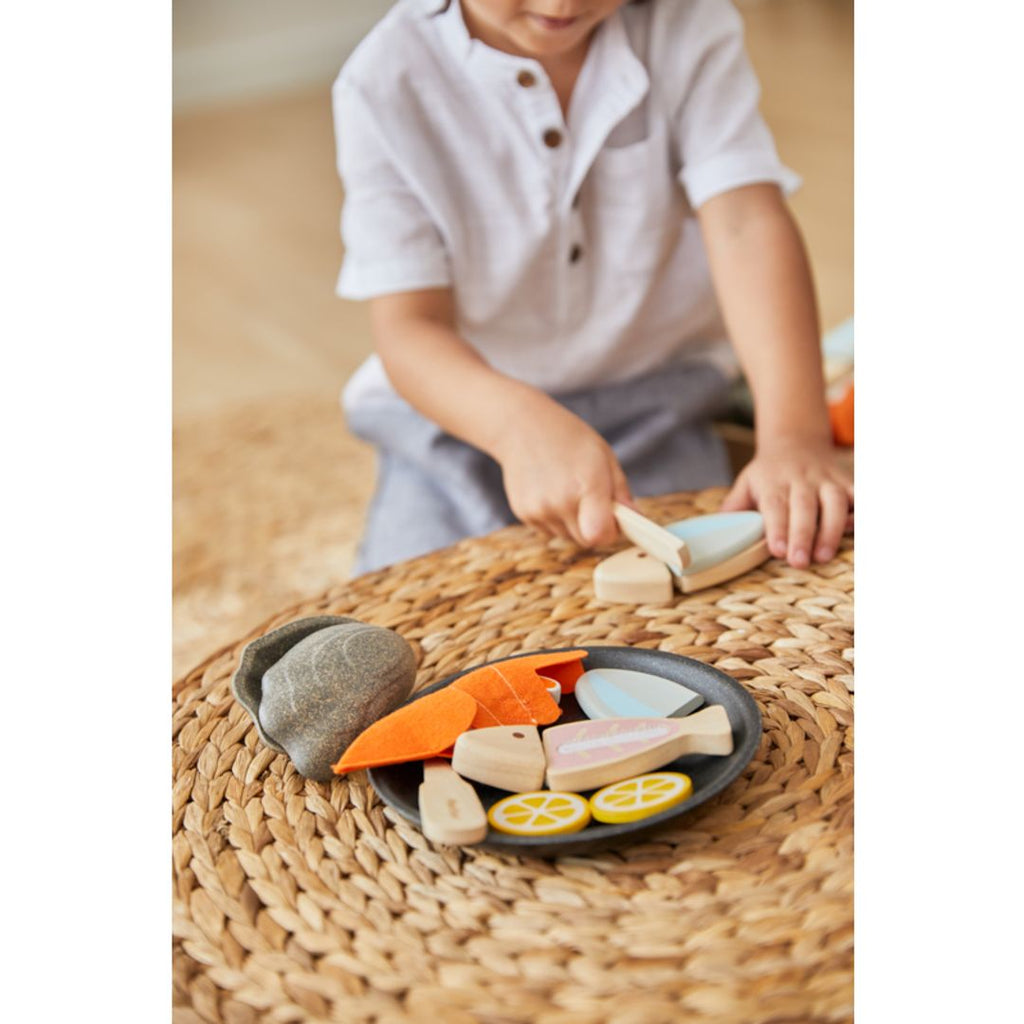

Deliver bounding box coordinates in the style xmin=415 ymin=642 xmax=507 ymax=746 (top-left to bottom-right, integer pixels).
xmin=520 ymin=32 xmax=587 ymax=58
xmin=515 ymin=20 xmax=590 ymax=55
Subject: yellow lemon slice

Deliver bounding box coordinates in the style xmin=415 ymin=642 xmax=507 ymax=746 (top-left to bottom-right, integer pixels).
xmin=487 ymin=791 xmax=591 ymax=836
xmin=588 ymin=772 xmax=693 ymax=824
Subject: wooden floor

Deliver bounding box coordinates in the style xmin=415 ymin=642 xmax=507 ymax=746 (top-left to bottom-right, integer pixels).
xmin=172 ymin=0 xmax=853 ymax=678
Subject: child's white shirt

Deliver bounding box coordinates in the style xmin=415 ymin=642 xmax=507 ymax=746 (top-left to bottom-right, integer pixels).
xmin=334 ymin=0 xmax=798 ymax=410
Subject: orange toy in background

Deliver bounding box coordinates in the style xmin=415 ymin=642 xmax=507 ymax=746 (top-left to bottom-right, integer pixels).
xmin=331 ymin=650 xmax=586 ymax=774
xmin=829 ymin=381 xmax=854 ymax=448
xmin=822 ymin=317 xmax=854 ymax=449
xmin=726 ymin=318 xmax=854 ymax=452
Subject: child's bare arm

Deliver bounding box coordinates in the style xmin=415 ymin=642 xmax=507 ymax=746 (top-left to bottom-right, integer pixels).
xmin=370 ymin=289 xmax=631 ymax=547
xmin=696 ymin=183 xmax=853 ymax=567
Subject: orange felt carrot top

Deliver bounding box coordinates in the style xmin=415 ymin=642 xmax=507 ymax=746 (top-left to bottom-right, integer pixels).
xmin=332 ymin=650 xmax=586 ymax=774
xmin=330 ymin=686 xmax=478 ymax=773
xmin=451 ymin=651 xmax=584 ymax=728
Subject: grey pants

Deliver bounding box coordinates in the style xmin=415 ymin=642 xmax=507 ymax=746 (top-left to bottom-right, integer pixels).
xmin=346 ymin=362 xmax=734 ymax=575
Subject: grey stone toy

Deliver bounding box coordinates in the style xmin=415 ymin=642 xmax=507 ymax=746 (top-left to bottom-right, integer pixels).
xmin=231 ymin=615 xmax=418 ymax=781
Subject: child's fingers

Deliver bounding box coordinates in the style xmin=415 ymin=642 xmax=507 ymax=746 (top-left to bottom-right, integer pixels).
xmin=611 ymin=462 xmax=633 ymax=508
xmin=721 ymin=473 xmax=755 ymax=512
xmin=577 ymin=490 xmax=618 ymax=547
xmin=784 ymin=485 xmax=818 ymax=568
xmin=760 ymin=488 xmax=790 ymax=560
xmin=814 ymin=482 xmax=849 ymax=562
xmin=516 ymin=506 xmax=556 ymax=539
xmin=510 ymin=492 xmax=564 ymax=541
xmin=573 ymin=450 xmax=629 ymax=547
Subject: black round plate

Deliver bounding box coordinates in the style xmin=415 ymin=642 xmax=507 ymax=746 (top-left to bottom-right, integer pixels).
xmin=368 ymin=646 xmax=762 ymax=857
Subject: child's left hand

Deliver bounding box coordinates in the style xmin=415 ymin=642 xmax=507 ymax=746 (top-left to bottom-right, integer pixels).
xmin=721 ymin=437 xmax=853 ymax=568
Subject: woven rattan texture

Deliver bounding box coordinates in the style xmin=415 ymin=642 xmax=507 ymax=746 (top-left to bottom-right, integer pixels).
xmin=173 ymin=490 xmax=854 ymax=1024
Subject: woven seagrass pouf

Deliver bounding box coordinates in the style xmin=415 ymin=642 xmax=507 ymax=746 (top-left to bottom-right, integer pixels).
xmin=173 ymin=488 xmax=854 ymax=1024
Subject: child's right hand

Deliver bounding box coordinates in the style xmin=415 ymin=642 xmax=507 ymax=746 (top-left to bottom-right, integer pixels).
xmin=368 ymin=289 xmax=631 ymax=547
xmin=490 ymin=395 xmax=632 ymax=549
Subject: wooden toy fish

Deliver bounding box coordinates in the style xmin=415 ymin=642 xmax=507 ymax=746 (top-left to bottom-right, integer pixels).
xmin=593 ymin=547 xmax=674 ymax=604
xmin=664 ymin=511 xmax=766 ymax=575
xmin=574 ymin=668 xmax=704 ymax=721
xmin=542 ymin=705 xmax=733 ymax=791
xmin=595 ymin=510 xmax=771 ymax=601
xmin=672 ymin=538 xmax=771 ymax=594
xmin=665 ymin=511 xmax=770 ymax=594
xmin=613 ymin=503 xmax=690 ymax=573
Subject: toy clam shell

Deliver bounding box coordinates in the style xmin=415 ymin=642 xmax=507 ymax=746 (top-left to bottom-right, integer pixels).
xmin=231 ymin=615 xmax=418 ymax=781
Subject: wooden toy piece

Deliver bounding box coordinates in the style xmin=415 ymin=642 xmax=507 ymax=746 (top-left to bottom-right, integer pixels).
xmin=595 ymin=512 xmax=771 ymax=604
xmin=593 ymin=547 xmax=673 ymax=604
xmin=575 ymin=668 xmax=704 ymax=721
xmin=674 ymin=538 xmax=771 ymax=594
xmin=417 ymin=759 xmax=489 ymax=845
xmin=612 ymin=503 xmax=691 ymax=572
xmin=543 ymin=704 xmax=733 ymax=792
xmin=588 ymin=772 xmax=694 ymax=824
xmin=487 ymin=790 xmax=592 ymax=837
xmin=664 ymin=511 xmax=765 ymax=575
xmin=450 ymin=725 xmax=546 ymax=792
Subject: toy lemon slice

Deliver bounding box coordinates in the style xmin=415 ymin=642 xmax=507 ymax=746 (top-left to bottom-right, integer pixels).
xmin=487 ymin=791 xmax=591 ymax=837
xmin=588 ymin=772 xmax=693 ymax=824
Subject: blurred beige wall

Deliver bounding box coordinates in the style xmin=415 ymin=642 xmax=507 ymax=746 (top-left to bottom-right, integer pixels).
xmin=173 ymin=0 xmax=395 ymax=110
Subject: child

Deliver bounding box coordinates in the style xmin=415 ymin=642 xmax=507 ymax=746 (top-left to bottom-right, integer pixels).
xmin=332 ymin=0 xmax=853 ymax=575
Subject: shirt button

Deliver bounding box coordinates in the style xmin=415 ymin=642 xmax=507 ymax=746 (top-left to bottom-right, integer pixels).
xmin=543 ymin=129 xmax=563 ymax=148
xmin=517 ymin=70 xmax=536 ymax=87
xmin=569 ymin=243 xmax=583 ymax=263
